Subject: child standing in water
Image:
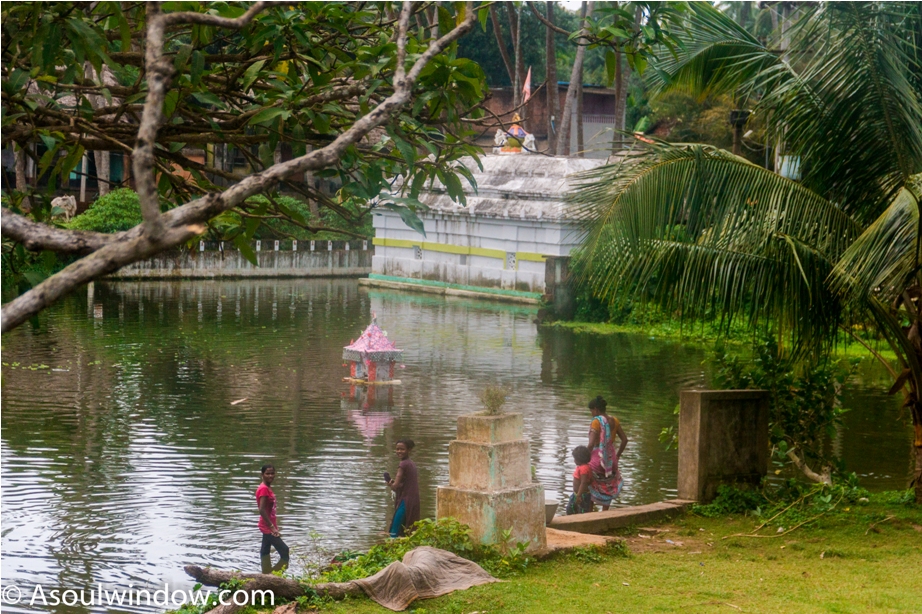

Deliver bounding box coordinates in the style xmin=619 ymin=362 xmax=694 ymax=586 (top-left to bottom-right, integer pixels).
xmin=567 ymin=445 xmax=594 ymax=515
xmin=386 ymin=439 xmax=420 ymax=537
xmin=256 ymin=464 xmax=289 ymax=573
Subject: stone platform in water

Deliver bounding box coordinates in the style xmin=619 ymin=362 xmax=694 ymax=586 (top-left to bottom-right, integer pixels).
xmin=548 ymin=500 xmax=695 ymax=534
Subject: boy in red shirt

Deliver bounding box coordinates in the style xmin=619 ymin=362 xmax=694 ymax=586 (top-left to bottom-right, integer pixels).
xmin=256 ymin=464 xmax=289 ymax=573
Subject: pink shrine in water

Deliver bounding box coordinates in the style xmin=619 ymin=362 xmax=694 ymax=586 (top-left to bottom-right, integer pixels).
xmin=342 ymin=314 xmax=403 ymax=385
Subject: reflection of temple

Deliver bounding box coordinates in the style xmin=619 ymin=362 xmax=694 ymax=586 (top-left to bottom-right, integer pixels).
xmin=342 ymin=385 xmax=395 ymax=442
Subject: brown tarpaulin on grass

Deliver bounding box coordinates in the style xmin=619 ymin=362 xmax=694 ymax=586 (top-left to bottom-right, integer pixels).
xmin=353 ymin=547 xmax=499 ymax=611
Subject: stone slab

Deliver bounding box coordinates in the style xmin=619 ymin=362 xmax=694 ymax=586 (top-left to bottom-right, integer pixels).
xmin=547 ymin=500 xmax=694 ymax=535
xmin=536 ymin=528 xmax=620 ymax=559
xmin=448 ymin=440 xmax=531 ymax=491
xmin=437 ymin=484 xmax=547 ymax=552
xmin=456 ymin=412 xmax=523 ymax=444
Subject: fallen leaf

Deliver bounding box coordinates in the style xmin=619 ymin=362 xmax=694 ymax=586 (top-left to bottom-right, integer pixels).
xmin=622 ymin=582 xmax=630 ymax=586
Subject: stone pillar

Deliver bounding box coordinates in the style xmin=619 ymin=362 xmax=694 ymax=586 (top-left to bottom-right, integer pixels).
xmin=678 ymin=390 xmax=770 ymax=502
xmin=437 ymin=413 xmax=546 ymax=553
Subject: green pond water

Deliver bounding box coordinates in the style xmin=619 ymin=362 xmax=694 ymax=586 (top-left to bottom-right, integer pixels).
xmin=0 ymin=279 xmax=913 ymax=613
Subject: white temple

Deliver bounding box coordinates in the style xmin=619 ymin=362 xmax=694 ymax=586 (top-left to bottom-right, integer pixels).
xmin=364 ymin=154 xmax=608 ymax=302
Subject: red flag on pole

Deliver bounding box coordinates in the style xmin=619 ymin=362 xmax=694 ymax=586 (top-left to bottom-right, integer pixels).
xmin=522 ymin=67 xmax=532 ymax=104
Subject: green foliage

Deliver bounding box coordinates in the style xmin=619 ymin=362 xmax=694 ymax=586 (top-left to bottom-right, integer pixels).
xmin=712 ymin=337 xmax=856 ymax=475
xmin=314 ymin=518 xmax=530 ymax=585
xmin=479 ymin=385 xmax=508 ymax=415
xmin=692 ymin=485 xmax=767 ymax=518
xmin=693 ymin=481 xmax=871 ymax=530
xmin=67 ymin=189 xmax=143 ymax=233
xmin=3 ymin=2 xmax=488 ymax=246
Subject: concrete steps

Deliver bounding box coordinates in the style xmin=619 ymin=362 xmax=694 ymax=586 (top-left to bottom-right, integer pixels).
xmin=548 ymin=499 xmax=695 ymax=535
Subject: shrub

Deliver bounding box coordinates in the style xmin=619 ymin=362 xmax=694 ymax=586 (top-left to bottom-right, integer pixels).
xmin=67 ymin=188 xmax=142 ymax=233
xmin=315 ymin=518 xmax=530 ymax=584
xmin=479 ymin=385 xmax=508 ymax=415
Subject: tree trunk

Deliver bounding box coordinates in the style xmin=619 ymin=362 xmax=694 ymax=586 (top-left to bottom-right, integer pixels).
xmin=545 ymin=2 xmax=559 ymax=153
xmin=506 ymin=3 xmax=525 ymax=108
xmin=489 ymin=5 xmax=515 ymax=87
xmin=15 ymin=145 xmax=30 ymax=211
xmin=556 ymin=2 xmax=593 ymax=157
xmin=576 ymin=80 xmax=584 ymax=157
xmin=184 ymin=565 xmax=363 ymax=603
xmin=94 ymin=151 xmax=111 ymax=197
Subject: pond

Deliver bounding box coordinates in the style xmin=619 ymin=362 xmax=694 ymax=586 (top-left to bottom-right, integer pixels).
xmin=0 ymin=279 xmax=912 ymax=613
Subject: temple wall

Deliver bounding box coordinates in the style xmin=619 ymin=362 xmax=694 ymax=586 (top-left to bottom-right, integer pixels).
xmin=370 ymin=212 xmax=585 ymax=297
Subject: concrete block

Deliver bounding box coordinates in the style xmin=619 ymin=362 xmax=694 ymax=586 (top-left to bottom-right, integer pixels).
xmin=457 ymin=412 xmax=523 ymax=443
xmin=678 ymin=390 xmax=769 ymax=502
xmin=437 ymin=484 xmax=547 ymax=552
xmin=448 ymin=439 xmax=531 ymax=491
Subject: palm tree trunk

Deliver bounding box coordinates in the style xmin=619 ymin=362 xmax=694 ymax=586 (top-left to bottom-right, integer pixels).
xmin=489 ymin=5 xmax=515 ymax=87
xmin=506 ymin=3 xmax=525 ymax=108
xmin=556 ymin=1 xmax=593 ymax=157
xmin=576 ymin=80 xmax=584 ymax=157
xmin=545 ymin=2 xmax=559 ymax=153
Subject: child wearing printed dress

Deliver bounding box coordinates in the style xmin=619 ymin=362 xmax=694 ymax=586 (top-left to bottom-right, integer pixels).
xmin=256 ymin=464 xmax=289 ymax=573
xmin=566 ymin=445 xmax=594 ymax=514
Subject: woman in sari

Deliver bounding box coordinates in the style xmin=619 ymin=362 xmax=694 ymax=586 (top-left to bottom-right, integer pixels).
xmin=587 ymin=396 xmax=628 ymax=511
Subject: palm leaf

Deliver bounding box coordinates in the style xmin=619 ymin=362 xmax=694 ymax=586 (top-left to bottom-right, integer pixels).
xmin=648 ymin=2 xmax=783 ymax=100
xmin=764 ymin=2 xmax=922 ymax=223
xmin=831 ymin=176 xmax=922 ymax=309
xmin=569 ymin=142 xmax=862 ymax=352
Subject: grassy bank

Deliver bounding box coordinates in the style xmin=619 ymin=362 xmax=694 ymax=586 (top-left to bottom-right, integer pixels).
xmin=320 ymin=492 xmax=921 ymax=613
xmin=543 ymin=320 xmax=899 ymax=363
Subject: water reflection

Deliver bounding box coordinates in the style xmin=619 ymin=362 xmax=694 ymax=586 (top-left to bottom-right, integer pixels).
xmin=0 ymin=279 xmax=911 ymax=614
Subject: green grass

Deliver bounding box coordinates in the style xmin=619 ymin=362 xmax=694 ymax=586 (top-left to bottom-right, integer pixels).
xmin=544 ymin=320 xmax=899 ymax=363
xmin=318 ymin=493 xmax=921 ymax=613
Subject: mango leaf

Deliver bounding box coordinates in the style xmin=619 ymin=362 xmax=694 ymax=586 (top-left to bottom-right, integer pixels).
xmin=380 ymin=201 xmax=426 ymax=237
xmin=190 ymin=51 xmax=205 ymax=86
xmin=191 ymin=91 xmax=224 ymax=108
xmin=242 ymin=59 xmax=267 ymax=91
xmin=605 ymin=49 xmax=617 ymax=87
xmin=234 ymin=234 xmax=259 ymax=266
xmin=248 ymin=107 xmax=288 ymax=126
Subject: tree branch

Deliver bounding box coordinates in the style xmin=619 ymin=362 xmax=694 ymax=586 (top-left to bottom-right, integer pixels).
xmin=1 ymin=208 xmax=114 ymax=254
xmin=528 ymin=1 xmax=570 ymax=35
xmin=1 ymin=2 xmax=478 ymax=333
xmin=132 ymin=1 xmax=273 ymax=240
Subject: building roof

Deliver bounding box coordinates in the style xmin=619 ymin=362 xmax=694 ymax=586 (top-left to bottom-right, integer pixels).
xmin=412 ymin=154 xmax=609 ymax=221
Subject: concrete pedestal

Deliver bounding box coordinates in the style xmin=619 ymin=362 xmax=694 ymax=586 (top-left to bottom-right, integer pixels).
xmin=437 ymin=412 xmax=546 ymax=552
xmin=678 ymin=390 xmax=770 ymax=502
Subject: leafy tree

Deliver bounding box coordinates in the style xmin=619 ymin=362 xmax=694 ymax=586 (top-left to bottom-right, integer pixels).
xmin=67 ymin=189 xmax=143 ymax=234
xmin=569 ymin=2 xmax=922 ymax=499
xmin=1 ymin=1 xmax=486 ymax=332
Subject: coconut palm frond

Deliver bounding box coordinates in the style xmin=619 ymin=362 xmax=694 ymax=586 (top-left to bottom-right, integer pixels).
xmin=767 ymin=2 xmax=922 ymax=223
xmin=648 ymin=2 xmax=781 ymax=99
xmin=831 ymin=177 xmax=922 ymax=308
xmin=568 ymin=143 xmax=862 ymax=350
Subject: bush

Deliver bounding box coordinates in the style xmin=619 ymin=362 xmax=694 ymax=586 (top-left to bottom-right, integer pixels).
xmin=479 ymin=385 xmax=508 ymax=415
xmin=315 ymin=518 xmax=530 ymax=584
xmin=67 ymin=188 xmax=142 ymax=233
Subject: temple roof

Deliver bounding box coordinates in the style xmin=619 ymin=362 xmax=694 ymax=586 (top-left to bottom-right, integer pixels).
xmin=411 ymin=154 xmax=609 ymax=221
xmin=343 ymin=320 xmax=403 ymax=363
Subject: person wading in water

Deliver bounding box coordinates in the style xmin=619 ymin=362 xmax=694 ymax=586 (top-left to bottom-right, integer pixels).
xmin=386 ymin=439 xmax=420 ymax=537
xmin=256 ymin=464 xmax=289 ymax=573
